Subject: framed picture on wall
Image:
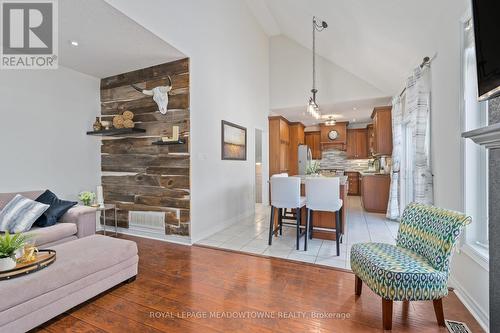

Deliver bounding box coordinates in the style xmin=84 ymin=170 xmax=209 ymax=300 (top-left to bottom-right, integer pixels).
xmin=221 ymin=120 xmax=247 ymax=160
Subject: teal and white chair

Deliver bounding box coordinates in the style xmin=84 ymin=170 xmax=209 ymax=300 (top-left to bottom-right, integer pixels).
xmin=350 ymin=203 xmax=471 ymax=330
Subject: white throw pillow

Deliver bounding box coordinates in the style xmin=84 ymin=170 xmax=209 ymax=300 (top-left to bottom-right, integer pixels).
xmin=0 ymin=194 xmax=49 ymax=233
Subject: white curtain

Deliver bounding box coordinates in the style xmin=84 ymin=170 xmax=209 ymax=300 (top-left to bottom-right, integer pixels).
xmin=387 ymin=96 xmax=403 ymax=220
xmin=405 ymin=66 xmax=434 ymax=205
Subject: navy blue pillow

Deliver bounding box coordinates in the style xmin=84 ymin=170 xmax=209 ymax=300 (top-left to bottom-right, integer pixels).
xmin=34 ymin=190 xmax=77 ymax=227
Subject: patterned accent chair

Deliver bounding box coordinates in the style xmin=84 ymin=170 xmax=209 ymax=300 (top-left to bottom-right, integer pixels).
xmin=350 ymin=203 xmax=471 ymax=330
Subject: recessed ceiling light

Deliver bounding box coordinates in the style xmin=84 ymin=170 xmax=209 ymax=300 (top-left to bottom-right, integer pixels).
xmin=353 ymin=118 xmax=357 ymax=122
xmin=353 ymin=107 xmax=357 ymax=111
xmin=70 ymin=40 xmax=79 ymax=47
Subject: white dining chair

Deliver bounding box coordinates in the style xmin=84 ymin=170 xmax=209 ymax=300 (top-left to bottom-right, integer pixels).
xmin=305 ymin=177 xmax=343 ymax=254
xmin=269 ymin=176 xmax=307 ymax=250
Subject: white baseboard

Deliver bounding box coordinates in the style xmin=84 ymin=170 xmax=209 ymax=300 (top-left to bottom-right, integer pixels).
xmin=96 ymin=225 xmax=191 ymax=246
xmin=449 ymin=276 xmax=489 ymax=332
xmin=191 ymin=209 xmax=255 ymax=243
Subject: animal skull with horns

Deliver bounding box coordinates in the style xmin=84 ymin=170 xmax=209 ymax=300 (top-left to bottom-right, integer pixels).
xmin=131 ymin=76 xmax=172 ymax=114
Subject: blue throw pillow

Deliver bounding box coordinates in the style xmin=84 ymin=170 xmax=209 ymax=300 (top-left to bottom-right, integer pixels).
xmin=34 ymin=190 xmax=77 ymax=227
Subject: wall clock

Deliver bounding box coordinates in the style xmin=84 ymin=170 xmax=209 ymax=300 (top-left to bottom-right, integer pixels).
xmin=328 ymin=130 xmax=339 ymax=140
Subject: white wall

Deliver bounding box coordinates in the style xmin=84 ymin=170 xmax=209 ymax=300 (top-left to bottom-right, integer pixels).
xmin=0 ymin=66 xmax=101 ymax=200
xmin=105 ymin=0 xmax=270 ymax=243
xmin=427 ymin=0 xmax=489 ymax=329
xmin=270 ymin=35 xmax=386 ymax=110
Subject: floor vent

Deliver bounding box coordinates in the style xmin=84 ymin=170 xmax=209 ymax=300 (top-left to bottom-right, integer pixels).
xmin=129 ymin=211 xmax=165 ymax=233
xmin=445 ymin=320 xmax=472 ymax=333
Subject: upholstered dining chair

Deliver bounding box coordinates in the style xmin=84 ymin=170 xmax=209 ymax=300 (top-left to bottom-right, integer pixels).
xmin=269 ymin=176 xmax=306 ymax=250
xmin=350 ymin=203 xmax=471 ymax=330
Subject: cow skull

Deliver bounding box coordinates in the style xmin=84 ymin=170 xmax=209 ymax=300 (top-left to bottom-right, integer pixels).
xmin=131 ymin=76 xmax=172 ymax=114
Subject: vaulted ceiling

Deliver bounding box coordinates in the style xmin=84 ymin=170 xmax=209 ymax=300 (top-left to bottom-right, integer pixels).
xmin=247 ymin=0 xmax=453 ymax=96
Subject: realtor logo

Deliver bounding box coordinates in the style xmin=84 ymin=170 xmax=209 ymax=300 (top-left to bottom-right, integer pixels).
xmin=1 ymin=0 xmax=58 ymax=69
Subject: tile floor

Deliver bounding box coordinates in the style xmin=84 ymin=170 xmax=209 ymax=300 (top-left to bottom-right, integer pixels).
xmin=195 ymin=196 xmax=399 ymax=270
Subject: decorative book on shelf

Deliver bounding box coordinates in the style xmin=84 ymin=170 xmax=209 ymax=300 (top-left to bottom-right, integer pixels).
xmin=86 ymin=128 xmax=146 ymax=136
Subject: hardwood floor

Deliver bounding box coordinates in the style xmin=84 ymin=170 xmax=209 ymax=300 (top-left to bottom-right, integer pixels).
xmin=35 ymin=234 xmax=483 ymax=333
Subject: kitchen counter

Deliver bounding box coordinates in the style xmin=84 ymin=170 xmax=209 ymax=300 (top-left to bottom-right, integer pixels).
xmin=296 ymin=175 xmax=348 ymax=186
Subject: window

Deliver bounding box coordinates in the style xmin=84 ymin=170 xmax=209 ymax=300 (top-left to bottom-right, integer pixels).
xmin=462 ymin=19 xmax=489 ymax=258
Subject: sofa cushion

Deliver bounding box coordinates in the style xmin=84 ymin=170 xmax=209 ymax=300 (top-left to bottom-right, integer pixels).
xmin=0 ymin=235 xmax=138 ymax=314
xmin=34 ymin=190 xmax=77 ymax=227
xmin=0 ymin=191 xmax=44 ymax=210
xmin=24 ymin=223 xmax=77 ymax=247
xmin=0 ymin=195 xmax=49 ymax=233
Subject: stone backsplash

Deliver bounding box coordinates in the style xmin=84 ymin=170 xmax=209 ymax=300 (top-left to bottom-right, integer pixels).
xmin=316 ymin=148 xmax=370 ymax=171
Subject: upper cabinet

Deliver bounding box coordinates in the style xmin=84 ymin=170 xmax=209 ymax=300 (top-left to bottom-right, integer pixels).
xmin=320 ymin=122 xmax=348 ymax=151
xmin=346 ymin=129 xmax=368 ymax=159
xmin=305 ymin=131 xmax=321 ymax=160
xmin=367 ymin=124 xmax=374 ymax=156
xmin=269 ymin=116 xmax=291 ymax=176
xmin=288 ymin=122 xmax=305 ymax=175
xmin=371 ymin=107 xmax=393 ymax=156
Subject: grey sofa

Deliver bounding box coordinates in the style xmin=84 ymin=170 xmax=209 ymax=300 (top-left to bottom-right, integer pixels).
xmin=0 ymin=191 xmax=96 ymax=247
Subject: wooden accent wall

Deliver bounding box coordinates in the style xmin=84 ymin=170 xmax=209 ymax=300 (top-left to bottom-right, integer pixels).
xmin=99 ymin=58 xmax=190 ymax=236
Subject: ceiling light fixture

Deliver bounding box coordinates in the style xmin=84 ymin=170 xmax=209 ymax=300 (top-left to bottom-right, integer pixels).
xmin=325 ymin=116 xmax=336 ymax=126
xmin=70 ymin=40 xmax=79 ymax=47
xmin=307 ymin=16 xmax=328 ymax=120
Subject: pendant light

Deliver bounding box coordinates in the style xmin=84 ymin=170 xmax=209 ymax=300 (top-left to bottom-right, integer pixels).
xmin=325 ymin=116 xmax=336 ymax=126
xmin=307 ymin=16 xmax=328 ymax=119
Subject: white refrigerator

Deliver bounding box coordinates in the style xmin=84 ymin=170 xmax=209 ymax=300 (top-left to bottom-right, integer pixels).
xmin=298 ymin=145 xmax=312 ymax=175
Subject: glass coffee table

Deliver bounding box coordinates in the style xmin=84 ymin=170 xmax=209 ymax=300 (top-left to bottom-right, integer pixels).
xmin=95 ymin=204 xmax=118 ymax=236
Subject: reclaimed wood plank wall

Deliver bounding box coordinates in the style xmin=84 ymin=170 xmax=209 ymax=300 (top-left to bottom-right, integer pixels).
xmin=99 ymin=58 xmax=190 ymax=236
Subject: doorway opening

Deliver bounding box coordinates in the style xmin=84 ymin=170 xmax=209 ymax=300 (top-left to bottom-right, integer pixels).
xmin=255 ymin=128 xmax=263 ymax=204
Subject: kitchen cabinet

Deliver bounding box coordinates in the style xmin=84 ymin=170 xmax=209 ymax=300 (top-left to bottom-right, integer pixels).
xmin=367 ymin=124 xmax=374 ymax=156
xmin=269 ymin=116 xmax=291 ymax=176
xmin=346 ymin=172 xmax=360 ymax=195
xmin=320 ymin=122 xmax=348 ymax=150
xmin=371 ymin=107 xmax=393 ymax=156
xmin=360 ymin=173 xmax=391 ymax=213
xmin=346 ymin=129 xmax=368 ymax=159
xmin=288 ymin=122 xmax=305 ymax=175
xmin=305 ymin=131 xmax=321 ymax=160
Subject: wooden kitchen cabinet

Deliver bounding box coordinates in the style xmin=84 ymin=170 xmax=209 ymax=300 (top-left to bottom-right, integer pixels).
xmin=320 ymin=122 xmax=348 ymax=151
xmin=367 ymin=124 xmax=374 ymax=156
xmin=269 ymin=116 xmax=291 ymax=176
xmin=346 ymin=129 xmax=368 ymax=159
xmin=288 ymin=122 xmax=305 ymax=175
xmin=346 ymin=172 xmax=360 ymax=195
xmin=305 ymin=131 xmax=321 ymax=160
xmin=360 ymin=174 xmax=391 ymax=213
xmin=371 ymin=107 xmax=393 ymax=156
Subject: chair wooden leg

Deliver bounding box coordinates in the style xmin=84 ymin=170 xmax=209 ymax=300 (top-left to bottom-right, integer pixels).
xmin=354 ymin=275 xmax=362 ymax=296
xmin=304 ymin=208 xmax=310 ymax=251
xmin=382 ymin=298 xmax=393 ymax=330
xmin=296 ymin=207 xmax=300 ymax=250
xmin=433 ymin=299 xmax=445 ymax=326
xmin=268 ymin=206 xmax=275 ymax=245
xmin=309 ymin=209 xmax=314 ymax=239
xmin=335 ymin=210 xmax=340 ymax=256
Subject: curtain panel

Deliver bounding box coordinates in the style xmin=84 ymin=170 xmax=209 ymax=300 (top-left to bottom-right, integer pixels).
xmin=387 ymin=96 xmax=403 ymax=220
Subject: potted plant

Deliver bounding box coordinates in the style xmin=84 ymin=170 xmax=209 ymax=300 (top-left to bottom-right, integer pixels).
xmin=0 ymin=232 xmax=30 ymax=271
xmin=78 ymin=191 xmax=96 ymax=206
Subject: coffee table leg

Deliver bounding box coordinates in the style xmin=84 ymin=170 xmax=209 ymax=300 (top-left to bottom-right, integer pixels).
xmin=103 ymin=209 xmax=106 ymax=236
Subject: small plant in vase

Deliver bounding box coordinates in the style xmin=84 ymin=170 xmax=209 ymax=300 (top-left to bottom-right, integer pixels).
xmin=78 ymin=191 xmax=96 ymax=206
xmin=0 ymin=232 xmax=30 ymax=271
xmin=306 ymin=161 xmax=321 ymax=175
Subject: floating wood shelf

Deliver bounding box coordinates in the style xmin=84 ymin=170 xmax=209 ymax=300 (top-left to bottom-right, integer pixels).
xmin=86 ymin=128 xmax=146 ymax=136
xmin=152 ymin=139 xmax=185 ymax=145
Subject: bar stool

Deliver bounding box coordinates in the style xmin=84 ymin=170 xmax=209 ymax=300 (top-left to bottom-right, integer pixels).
xmin=269 ymin=176 xmax=307 ymax=250
xmin=305 ymin=177 xmax=343 ymax=254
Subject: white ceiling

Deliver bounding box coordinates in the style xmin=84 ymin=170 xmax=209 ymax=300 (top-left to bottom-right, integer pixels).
xmin=248 ymin=0 xmax=452 ymax=124
xmin=250 ymin=0 xmax=451 ymax=95
xmin=59 ymin=0 xmax=185 ymax=78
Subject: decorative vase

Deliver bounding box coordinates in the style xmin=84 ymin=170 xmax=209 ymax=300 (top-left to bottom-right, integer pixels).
xmin=0 ymin=256 xmax=16 ymax=271
xmin=93 ymin=117 xmax=102 ymax=131
xmin=101 ymin=120 xmax=112 ymax=130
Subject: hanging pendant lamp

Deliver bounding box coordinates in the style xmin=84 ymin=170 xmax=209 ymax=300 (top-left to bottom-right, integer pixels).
xmin=307 ymin=16 xmax=328 ymax=119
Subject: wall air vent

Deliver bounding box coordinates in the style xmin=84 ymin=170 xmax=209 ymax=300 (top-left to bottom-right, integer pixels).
xmin=128 ymin=211 xmax=165 ymax=234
